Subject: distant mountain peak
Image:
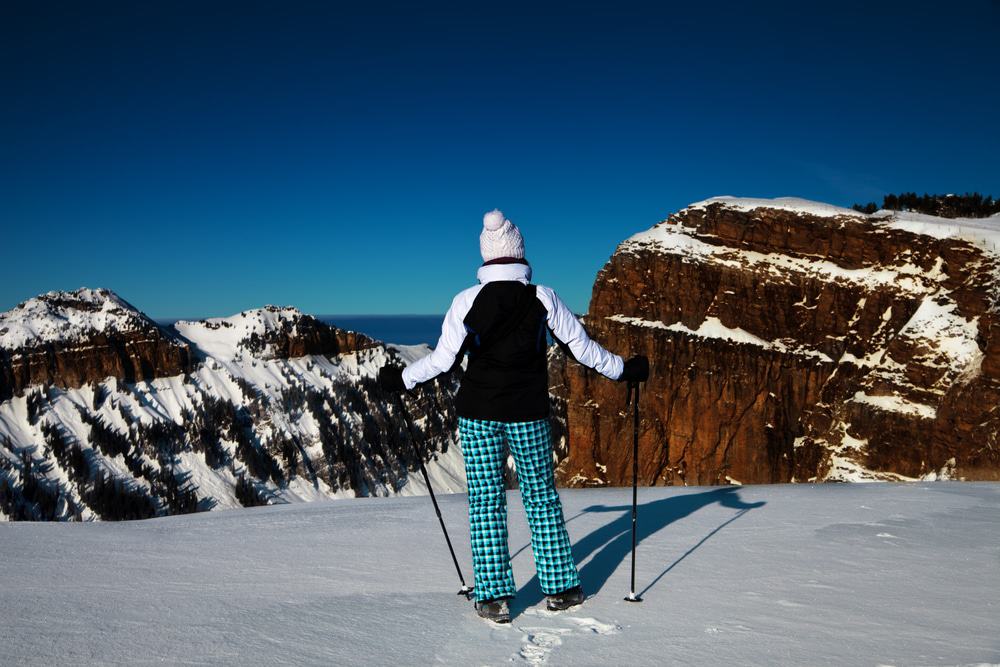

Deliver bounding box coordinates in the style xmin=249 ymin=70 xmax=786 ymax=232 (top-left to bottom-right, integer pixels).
xmin=0 ymin=287 xmax=159 ymax=351
xmin=173 ymin=306 xmax=373 ymax=361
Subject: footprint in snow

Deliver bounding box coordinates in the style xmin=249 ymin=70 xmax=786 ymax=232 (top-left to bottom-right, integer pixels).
xmin=517 ymin=627 xmax=572 ymax=665
xmin=565 ymin=616 xmax=621 ymax=635
xmin=511 ymin=610 xmax=622 ymax=664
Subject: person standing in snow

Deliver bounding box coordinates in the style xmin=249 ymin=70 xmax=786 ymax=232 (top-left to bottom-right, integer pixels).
xmin=378 ymin=209 xmax=649 ymax=623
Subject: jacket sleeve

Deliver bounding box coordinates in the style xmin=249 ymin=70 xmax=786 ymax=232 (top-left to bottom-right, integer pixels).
xmin=401 ymin=288 xmax=476 ymax=390
xmin=537 ymin=286 xmax=624 ymax=380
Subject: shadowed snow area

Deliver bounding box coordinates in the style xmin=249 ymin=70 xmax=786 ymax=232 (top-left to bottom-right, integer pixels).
xmin=2 ymin=483 xmax=998 ymax=665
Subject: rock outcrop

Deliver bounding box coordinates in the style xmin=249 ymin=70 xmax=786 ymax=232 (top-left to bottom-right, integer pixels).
xmin=552 ymin=198 xmax=1000 ymax=486
xmin=0 ymin=289 xmax=192 ymax=401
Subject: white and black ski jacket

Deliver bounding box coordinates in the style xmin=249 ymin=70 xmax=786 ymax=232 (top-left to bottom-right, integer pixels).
xmin=402 ymin=261 xmax=624 ymax=422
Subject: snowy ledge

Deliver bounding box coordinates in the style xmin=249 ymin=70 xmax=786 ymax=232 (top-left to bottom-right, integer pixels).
xmin=606 ymin=314 xmax=833 ymax=362
xmin=620 ymin=220 xmax=941 ymax=295
xmin=851 ymin=391 xmax=937 ymax=420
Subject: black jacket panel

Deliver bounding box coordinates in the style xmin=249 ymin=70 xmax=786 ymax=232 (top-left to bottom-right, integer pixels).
xmin=455 ymin=281 xmax=551 ymax=422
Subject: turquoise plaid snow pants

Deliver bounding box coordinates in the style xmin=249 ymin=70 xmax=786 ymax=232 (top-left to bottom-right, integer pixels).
xmin=458 ymin=417 xmax=580 ymax=601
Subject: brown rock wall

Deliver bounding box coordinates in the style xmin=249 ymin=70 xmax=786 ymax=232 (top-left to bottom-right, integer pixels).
xmin=553 ymin=202 xmax=1000 ymax=486
xmin=0 ymin=333 xmax=192 ymax=400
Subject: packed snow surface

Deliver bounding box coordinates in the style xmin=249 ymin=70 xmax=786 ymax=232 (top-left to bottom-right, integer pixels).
xmin=2 ymin=483 xmax=997 ymax=665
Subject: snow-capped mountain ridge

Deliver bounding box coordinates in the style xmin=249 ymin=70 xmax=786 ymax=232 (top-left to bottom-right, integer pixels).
xmin=0 ymin=287 xmax=169 ymax=351
xmin=6 ymin=195 xmax=998 ymax=523
xmin=0 ymin=288 xmax=193 ymax=403
xmin=176 ymin=305 xmax=321 ymax=354
xmin=0 ymin=290 xmax=461 ymax=522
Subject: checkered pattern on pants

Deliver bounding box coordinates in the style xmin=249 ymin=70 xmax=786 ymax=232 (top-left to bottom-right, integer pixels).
xmin=458 ymin=417 xmax=580 ymax=601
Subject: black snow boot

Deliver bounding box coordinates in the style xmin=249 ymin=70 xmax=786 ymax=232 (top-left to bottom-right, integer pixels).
xmin=546 ymin=585 xmax=585 ymax=611
xmin=474 ymin=598 xmax=511 ymax=624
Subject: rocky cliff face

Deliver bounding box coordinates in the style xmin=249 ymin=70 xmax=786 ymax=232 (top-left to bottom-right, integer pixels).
xmin=0 ymin=289 xmax=193 ymax=401
xmin=0 ymin=289 xmax=462 ymax=521
xmin=552 ymin=198 xmax=1000 ymax=486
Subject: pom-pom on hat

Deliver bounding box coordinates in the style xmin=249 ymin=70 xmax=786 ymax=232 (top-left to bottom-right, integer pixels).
xmin=480 ymin=209 xmax=525 ymax=262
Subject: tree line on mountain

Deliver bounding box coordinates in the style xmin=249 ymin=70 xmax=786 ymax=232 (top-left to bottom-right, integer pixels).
xmin=2 ymin=352 xmax=464 ymax=521
xmin=0 ymin=445 xmax=69 ymax=521
xmin=1 ymin=393 xmax=202 ymax=520
xmin=852 ymin=192 xmax=1000 ymax=218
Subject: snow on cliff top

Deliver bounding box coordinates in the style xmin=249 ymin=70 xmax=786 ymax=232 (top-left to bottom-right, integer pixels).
xmin=1 ymin=288 xmax=363 ymax=363
xmin=681 ymin=195 xmax=1000 ymax=251
xmin=688 ymin=196 xmax=864 ymax=218
xmin=878 ymin=208 xmax=1000 ymax=248
xmin=0 ymin=288 xmax=157 ymax=350
xmin=173 ymin=306 xmax=312 ymax=361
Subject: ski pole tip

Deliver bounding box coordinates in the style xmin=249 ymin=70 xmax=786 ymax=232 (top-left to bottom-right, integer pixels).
xmin=624 ymin=592 xmax=643 ymax=603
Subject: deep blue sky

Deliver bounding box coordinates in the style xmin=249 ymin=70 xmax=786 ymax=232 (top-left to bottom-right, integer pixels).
xmin=2 ymin=1 xmax=998 ymax=317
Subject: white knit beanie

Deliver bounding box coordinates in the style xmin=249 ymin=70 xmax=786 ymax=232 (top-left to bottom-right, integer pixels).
xmin=480 ymin=209 xmax=525 ymax=262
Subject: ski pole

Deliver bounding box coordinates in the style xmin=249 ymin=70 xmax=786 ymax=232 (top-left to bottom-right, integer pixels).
xmin=624 ymin=379 xmax=643 ymax=603
xmin=395 ymin=393 xmax=474 ymax=598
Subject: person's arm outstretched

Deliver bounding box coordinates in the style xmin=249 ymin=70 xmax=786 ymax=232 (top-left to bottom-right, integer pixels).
xmin=537 ymin=286 xmax=649 ymax=383
xmin=379 ymin=284 xmax=647 ymax=393
xmin=399 ymin=288 xmax=478 ymax=390
xmin=535 ymin=286 xmax=627 ymax=379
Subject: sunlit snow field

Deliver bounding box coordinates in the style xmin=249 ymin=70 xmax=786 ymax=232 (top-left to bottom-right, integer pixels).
xmin=2 ymin=482 xmax=998 ymax=665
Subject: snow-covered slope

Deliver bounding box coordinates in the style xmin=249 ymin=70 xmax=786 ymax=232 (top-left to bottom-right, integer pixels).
xmin=1 ymin=482 xmax=996 ymax=665
xmin=174 ymin=307 xmax=308 ymax=361
xmin=0 ymin=290 xmax=463 ymax=521
xmin=174 ymin=305 xmax=374 ymax=362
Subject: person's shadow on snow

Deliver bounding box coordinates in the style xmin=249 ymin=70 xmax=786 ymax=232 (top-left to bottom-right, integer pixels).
xmin=511 ymin=487 xmax=765 ymax=614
